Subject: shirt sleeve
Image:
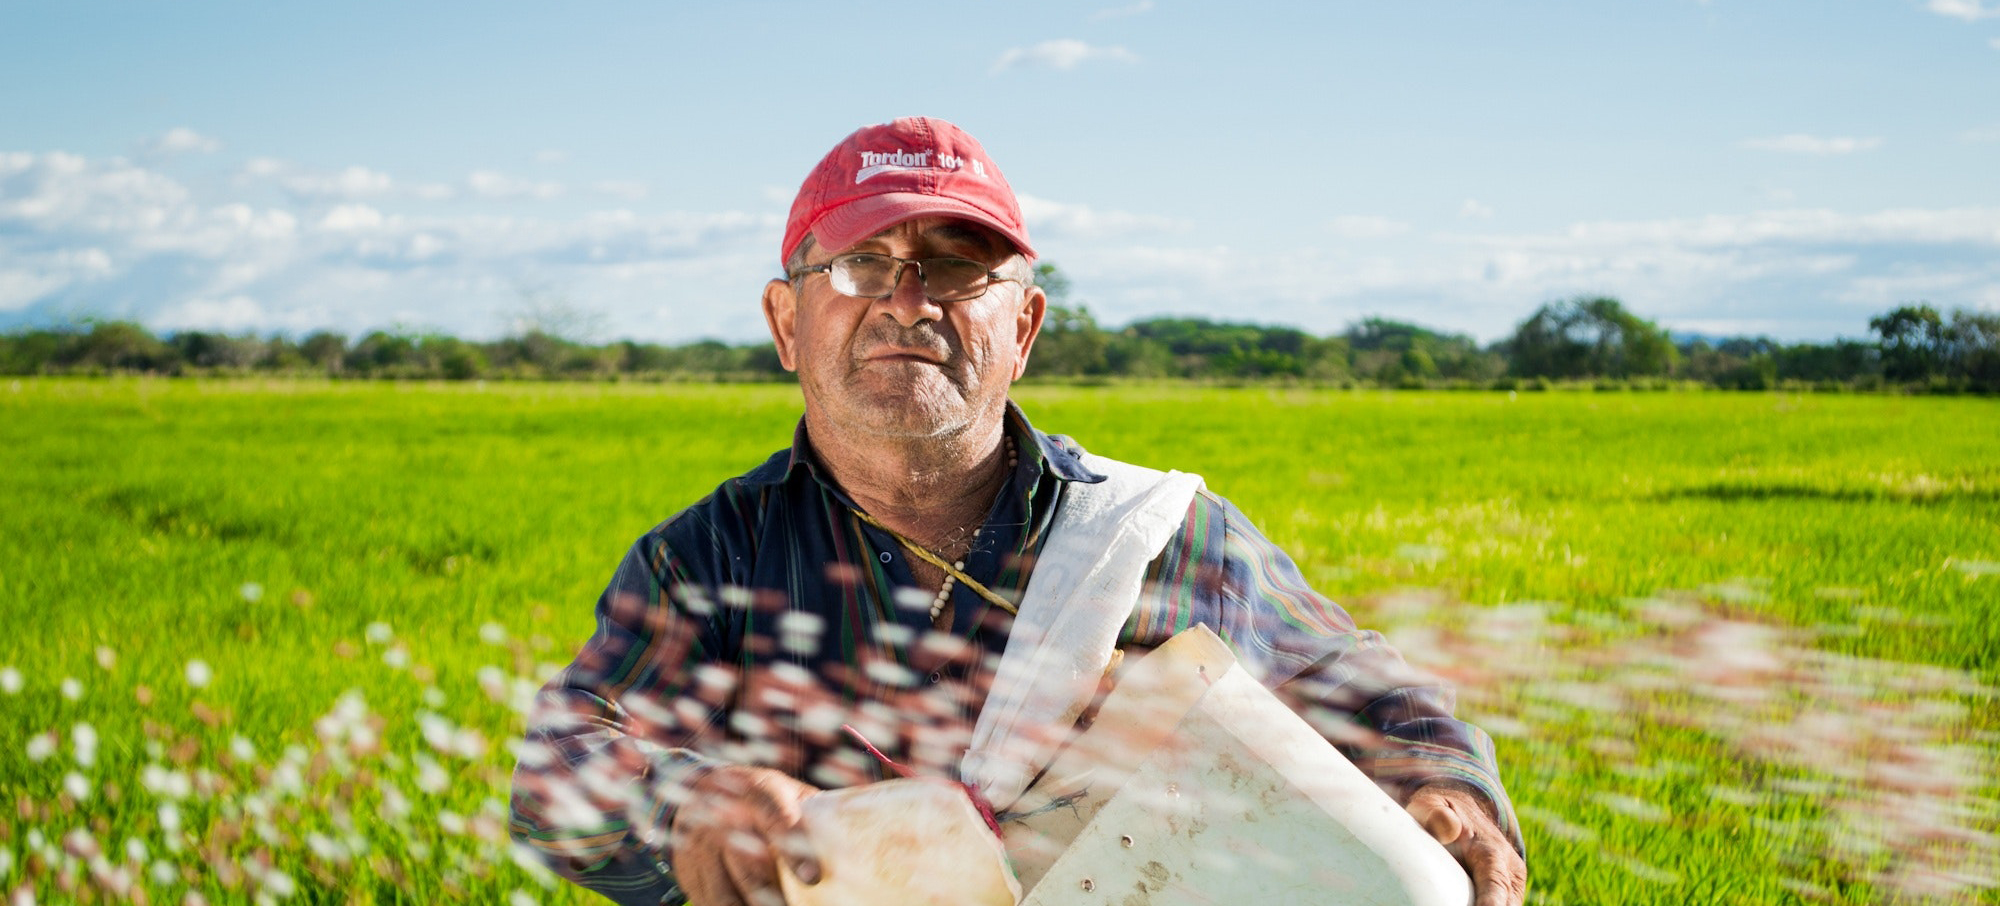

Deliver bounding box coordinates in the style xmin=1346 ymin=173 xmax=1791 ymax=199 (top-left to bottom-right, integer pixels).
xmin=507 ymin=528 xmax=731 ymax=906
xmin=1129 ymin=489 xmax=1525 ymax=857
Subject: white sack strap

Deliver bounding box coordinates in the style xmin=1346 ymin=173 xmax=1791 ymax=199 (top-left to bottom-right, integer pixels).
xmin=960 ymin=453 xmax=1204 ymax=811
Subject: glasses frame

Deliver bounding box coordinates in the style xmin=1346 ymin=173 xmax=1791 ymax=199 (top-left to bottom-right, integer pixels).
xmin=790 ymin=252 xmax=1020 ymax=303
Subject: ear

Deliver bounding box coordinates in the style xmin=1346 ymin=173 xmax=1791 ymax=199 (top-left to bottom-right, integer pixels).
xmin=762 ymin=278 xmax=801 ymax=372
xmin=1010 ymin=281 xmax=1047 ymax=381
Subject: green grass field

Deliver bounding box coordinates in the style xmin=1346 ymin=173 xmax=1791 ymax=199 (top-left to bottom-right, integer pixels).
xmin=3 ymin=378 xmax=1996 ymax=904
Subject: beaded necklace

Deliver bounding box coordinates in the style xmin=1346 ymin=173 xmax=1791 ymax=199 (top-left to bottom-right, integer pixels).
xmin=848 ymin=435 xmax=1018 ymax=625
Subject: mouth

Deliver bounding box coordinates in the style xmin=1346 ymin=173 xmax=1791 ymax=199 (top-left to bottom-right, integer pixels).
xmin=863 ymin=348 xmax=948 ymax=367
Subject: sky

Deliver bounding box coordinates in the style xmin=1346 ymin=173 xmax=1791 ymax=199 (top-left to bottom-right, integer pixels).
xmin=2 ymin=0 xmax=1997 ymax=345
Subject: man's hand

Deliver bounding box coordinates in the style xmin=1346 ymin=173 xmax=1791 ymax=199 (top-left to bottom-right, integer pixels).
xmin=1405 ymin=783 xmax=1526 ymax=906
xmin=669 ymin=765 xmax=823 ymax=906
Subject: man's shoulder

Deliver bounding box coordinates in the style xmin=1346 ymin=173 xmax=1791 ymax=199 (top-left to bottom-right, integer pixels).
xmin=644 ymin=446 xmax=794 ymax=544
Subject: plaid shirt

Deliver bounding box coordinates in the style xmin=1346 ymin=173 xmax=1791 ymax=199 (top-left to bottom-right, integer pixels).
xmin=510 ymin=403 xmax=1520 ymax=906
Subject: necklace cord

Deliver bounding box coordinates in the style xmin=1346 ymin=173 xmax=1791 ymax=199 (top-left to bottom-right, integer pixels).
xmin=850 ymin=507 xmax=1017 ymax=615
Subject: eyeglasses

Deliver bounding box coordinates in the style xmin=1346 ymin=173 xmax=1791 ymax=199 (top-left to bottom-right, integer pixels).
xmin=790 ymin=253 xmax=1018 ymax=303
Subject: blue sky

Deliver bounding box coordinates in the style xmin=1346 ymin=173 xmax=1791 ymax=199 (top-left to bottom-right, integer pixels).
xmin=2 ymin=0 xmax=1997 ymax=344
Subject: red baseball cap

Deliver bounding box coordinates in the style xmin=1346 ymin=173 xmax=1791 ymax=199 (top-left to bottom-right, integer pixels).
xmin=781 ymin=116 xmax=1036 ymax=266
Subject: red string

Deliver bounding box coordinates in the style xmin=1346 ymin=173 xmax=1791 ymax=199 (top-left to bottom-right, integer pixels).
xmin=840 ymin=724 xmax=1003 ymax=837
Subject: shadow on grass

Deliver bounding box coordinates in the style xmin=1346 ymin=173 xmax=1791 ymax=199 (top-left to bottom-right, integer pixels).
xmin=1655 ymin=483 xmax=1998 ymax=505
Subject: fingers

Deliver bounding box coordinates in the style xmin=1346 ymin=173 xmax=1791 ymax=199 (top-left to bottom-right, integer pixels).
xmin=669 ymin=766 xmax=822 ymax=906
xmin=1406 ymin=791 xmax=1466 ymax=847
xmin=1404 ymin=785 xmax=1525 ymax=906
xmin=1464 ymin=832 xmax=1527 ymax=906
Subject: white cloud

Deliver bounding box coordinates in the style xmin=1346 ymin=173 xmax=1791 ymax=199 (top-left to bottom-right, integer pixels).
xmin=1327 ymin=215 xmax=1411 ymax=239
xmin=1459 ymin=199 xmax=1495 ymax=220
xmin=1503 ymin=207 xmax=2000 ymax=248
xmin=1742 ymin=134 xmax=1883 ymax=155
xmin=0 ymin=148 xmax=784 ymax=339
xmin=319 ymin=204 xmax=387 ymax=232
xmin=1926 ymin=0 xmax=2000 ymax=21
xmin=1017 ymin=194 xmax=1191 ymax=240
xmin=8 ymin=146 xmax=1997 ymax=346
xmin=152 ymin=295 xmax=271 ymax=332
xmin=149 ymin=128 xmax=222 ymax=155
xmin=1091 ymin=0 xmax=1154 ymax=20
xmin=283 ymin=165 xmax=395 ymax=199
xmin=467 ymin=170 xmax=563 ymax=200
xmin=992 ymin=39 xmax=1139 ymax=73
xmin=590 ymin=180 xmax=650 ymax=202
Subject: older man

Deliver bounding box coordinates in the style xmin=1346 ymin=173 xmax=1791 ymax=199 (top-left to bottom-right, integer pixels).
xmin=510 ymin=116 xmax=1526 ymax=906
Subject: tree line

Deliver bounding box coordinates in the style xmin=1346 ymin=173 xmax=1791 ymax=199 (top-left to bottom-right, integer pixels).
xmin=3 ymin=264 xmax=1996 ymax=392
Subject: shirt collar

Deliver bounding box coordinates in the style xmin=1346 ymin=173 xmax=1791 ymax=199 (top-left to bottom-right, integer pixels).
xmin=741 ymin=400 xmax=1106 ymax=489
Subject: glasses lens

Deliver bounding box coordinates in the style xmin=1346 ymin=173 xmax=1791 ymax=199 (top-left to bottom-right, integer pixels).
xmin=829 ymin=254 xmax=896 ymax=297
xmin=918 ymin=258 xmax=990 ymax=301
xmin=826 ymin=254 xmax=993 ymax=300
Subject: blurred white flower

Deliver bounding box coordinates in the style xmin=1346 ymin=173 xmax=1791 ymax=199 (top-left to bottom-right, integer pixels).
xmin=71 ymin=722 xmax=98 ymax=768
xmin=142 ymin=764 xmax=193 ymax=800
xmin=0 ymin=666 xmax=20 ymax=694
xmin=365 ymin=622 xmax=393 ymax=645
xmin=423 ymin=686 xmax=446 ymax=707
xmin=184 ymin=660 xmax=212 ymax=688
xmin=380 ymin=782 xmax=412 ymax=820
xmin=63 ymin=771 xmax=92 ymax=801
xmin=382 ymin=647 xmax=409 ymax=669
xmin=438 ymin=810 xmax=467 ymax=836
xmin=480 ymin=621 xmax=509 ymax=645
xmin=270 ymin=760 xmax=304 ymax=797
xmin=414 ymin=754 xmax=449 ymax=795
xmin=0 ymin=847 xmax=13 ymax=879
xmin=124 ymin=838 xmax=148 ymax=864
xmin=150 ymin=858 xmax=177 ymax=884
xmin=305 ymin=831 xmax=348 ymax=863
xmin=509 ymin=890 xmax=540 ymax=906
xmin=509 ymin=843 xmax=557 ymax=888
xmin=230 ymin=735 xmax=256 ymax=761
xmin=94 ymin=646 xmax=116 ymax=670
xmin=26 ymin=733 xmax=56 ymax=762
xmin=261 ymin=868 xmax=296 ymax=898
xmin=10 ymin=883 xmax=34 ymax=906
xmin=60 ymin=677 xmax=82 ymax=700
xmin=239 ymin=582 xmax=264 ymax=602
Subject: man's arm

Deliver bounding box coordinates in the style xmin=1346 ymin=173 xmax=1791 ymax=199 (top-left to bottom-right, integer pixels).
xmin=508 ymin=535 xmax=727 ymax=905
xmin=1132 ymin=490 xmax=1525 ymax=902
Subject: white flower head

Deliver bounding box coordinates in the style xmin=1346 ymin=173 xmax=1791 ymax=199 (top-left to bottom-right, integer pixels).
xmin=184 ymin=660 xmax=212 ymax=689
xmin=60 ymin=677 xmax=83 ymax=701
xmin=71 ymin=722 xmax=99 ymax=767
xmin=364 ymin=622 xmax=393 ymax=645
xmin=238 ymin=582 xmax=264 ymax=603
xmin=63 ymin=771 xmax=92 ymax=801
xmin=0 ymin=666 xmax=21 ymax=694
xmin=26 ymin=733 xmax=56 ymax=762
xmin=94 ymin=647 xmax=117 ymax=670
xmin=479 ymin=622 xmax=508 ymax=645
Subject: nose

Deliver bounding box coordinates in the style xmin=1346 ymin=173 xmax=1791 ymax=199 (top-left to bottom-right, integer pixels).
xmin=876 ymin=260 xmax=943 ymax=327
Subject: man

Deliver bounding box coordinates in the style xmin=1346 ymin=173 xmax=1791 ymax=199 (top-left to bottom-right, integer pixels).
xmin=510 ymin=116 xmax=1527 ymax=906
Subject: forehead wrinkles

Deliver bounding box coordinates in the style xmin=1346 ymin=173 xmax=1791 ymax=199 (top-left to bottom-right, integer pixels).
xmin=851 ymin=219 xmax=1011 ymax=259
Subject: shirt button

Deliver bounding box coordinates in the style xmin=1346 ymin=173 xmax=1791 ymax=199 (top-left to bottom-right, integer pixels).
xmin=929 ymin=671 xmax=943 ymax=685
xmin=880 ymin=551 xmax=893 ymax=563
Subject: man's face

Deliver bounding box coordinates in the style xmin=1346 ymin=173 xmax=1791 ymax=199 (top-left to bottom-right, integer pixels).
xmin=762 ymin=217 xmax=1046 ymax=441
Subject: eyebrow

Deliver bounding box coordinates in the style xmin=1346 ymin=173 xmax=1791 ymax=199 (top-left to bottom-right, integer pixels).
xmin=859 ymin=221 xmax=1006 ymax=256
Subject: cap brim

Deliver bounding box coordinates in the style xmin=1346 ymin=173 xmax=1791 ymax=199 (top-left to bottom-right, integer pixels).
xmin=810 ymin=193 xmax=1036 ymax=261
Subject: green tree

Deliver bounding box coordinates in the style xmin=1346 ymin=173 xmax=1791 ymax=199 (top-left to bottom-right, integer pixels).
xmin=1869 ymin=304 xmax=1946 ymax=383
xmin=1505 ymin=297 xmax=1676 ymax=379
